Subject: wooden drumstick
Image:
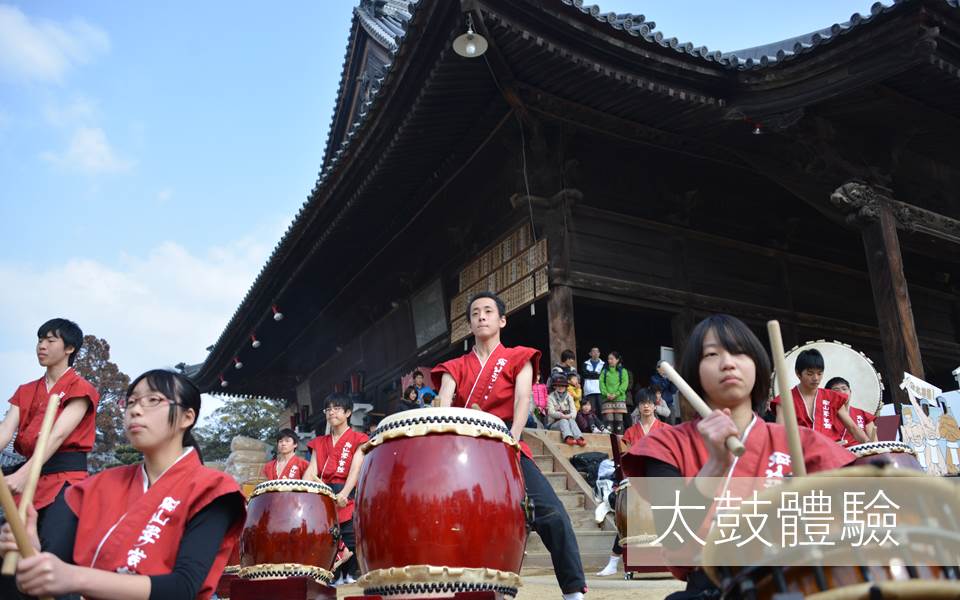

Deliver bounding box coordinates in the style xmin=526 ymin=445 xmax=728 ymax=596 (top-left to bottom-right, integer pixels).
xmin=767 ymin=320 xmax=807 ymax=477
xmin=658 ymin=361 xmax=745 ymax=457
xmin=2 ymin=392 xmax=62 ymax=575
xmin=0 ymin=470 xmax=53 ymax=600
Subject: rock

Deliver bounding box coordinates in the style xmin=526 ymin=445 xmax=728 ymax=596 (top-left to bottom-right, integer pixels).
xmin=231 ymin=436 xmax=270 ymax=453
xmin=225 ymin=461 xmax=265 ymax=483
xmin=228 ymin=449 xmax=270 ymax=464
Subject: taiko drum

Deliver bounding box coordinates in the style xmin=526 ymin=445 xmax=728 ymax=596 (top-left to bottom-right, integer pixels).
xmin=239 ymin=479 xmax=339 ymax=576
xmin=355 ymin=408 xmax=527 ymax=578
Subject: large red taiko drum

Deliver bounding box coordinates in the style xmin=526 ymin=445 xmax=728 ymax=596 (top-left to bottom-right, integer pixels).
xmin=238 ymin=479 xmax=339 ymax=585
xmin=848 ymin=441 xmax=923 ymax=471
xmin=355 ymin=407 xmax=527 ymax=597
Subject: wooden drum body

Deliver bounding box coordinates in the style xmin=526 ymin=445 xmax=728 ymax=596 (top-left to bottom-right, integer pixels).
xmin=238 ymin=480 xmax=339 ymax=584
xmin=355 ymin=407 xmax=527 ymax=597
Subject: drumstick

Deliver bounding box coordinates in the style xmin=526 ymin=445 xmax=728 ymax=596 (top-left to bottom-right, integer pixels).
xmin=0 ymin=470 xmax=54 ymax=600
xmin=658 ymin=361 xmax=745 ymax=457
xmin=2 ymin=392 xmax=62 ymax=575
xmin=767 ymin=320 xmax=807 ymax=477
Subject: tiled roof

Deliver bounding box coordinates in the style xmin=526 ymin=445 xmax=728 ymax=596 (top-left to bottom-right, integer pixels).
xmin=561 ymin=0 xmax=959 ymax=70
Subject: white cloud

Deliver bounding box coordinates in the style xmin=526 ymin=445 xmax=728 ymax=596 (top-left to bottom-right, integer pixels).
xmin=40 ymin=126 xmax=134 ymax=173
xmin=0 ymin=5 xmax=109 ymax=84
xmin=43 ymin=96 xmax=98 ymax=127
xmin=156 ymin=188 xmax=173 ymax=204
xmin=0 ymin=228 xmax=282 ymax=424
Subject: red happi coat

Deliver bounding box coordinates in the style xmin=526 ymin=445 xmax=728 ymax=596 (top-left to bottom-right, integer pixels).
xmin=622 ymin=418 xmax=666 ymax=448
xmin=841 ymin=406 xmax=877 ymax=444
xmin=623 ymin=417 xmax=855 ymax=580
xmin=64 ymin=448 xmax=244 ymax=600
xmin=772 ymin=386 xmax=848 ymax=442
xmin=432 ymin=343 xmax=541 ymax=458
xmin=307 ymin=429 xmax=369 ymax=523
xmin=10 ymin=368 xmax=100 ymax=509
xmin=261 ymin=455 xmax=309 ymax=480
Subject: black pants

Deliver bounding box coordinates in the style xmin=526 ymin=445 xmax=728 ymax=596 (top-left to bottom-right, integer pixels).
xmin=328 ymin=483 xmax=359 ymax=579
xmin=521 ymin=453 xmax=586 ymax=594
xmin=336 ymin=518 xmax=359 ymax=579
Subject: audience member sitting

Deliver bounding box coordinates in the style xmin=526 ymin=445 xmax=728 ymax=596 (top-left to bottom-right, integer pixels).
xmin=399 ymin=385 xmax=420 ymax=412
xmin=552 ymin=349 xmax=579 ymax=380
xmin=576 ymin=398 xmax=607 ymax=434
xmin=546 ymin=374 xmax=587 ymax=446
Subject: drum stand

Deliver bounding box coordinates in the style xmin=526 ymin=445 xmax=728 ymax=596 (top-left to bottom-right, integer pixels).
xmin=229 ymin=576 xmax=337 ymax=600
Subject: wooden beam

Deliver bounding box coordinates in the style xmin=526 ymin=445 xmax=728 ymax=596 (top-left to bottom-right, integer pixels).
xmin=856 ymin=187 xmax=926 ymax=402
xmin=831 ymin=182 xmax=960 ymax=246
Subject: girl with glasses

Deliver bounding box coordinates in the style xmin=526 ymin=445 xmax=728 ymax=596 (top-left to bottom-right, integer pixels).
xmin=1 ymin=369 xmax=245 ymax=600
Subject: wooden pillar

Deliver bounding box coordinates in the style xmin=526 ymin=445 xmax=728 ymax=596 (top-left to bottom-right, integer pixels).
xmin=547 ymin=285 xmax=577 ymax=368
xmin=543 ymin=189 xmax=579 ymax=366
xmin=855 ymin=187 xmax=925 ymax=404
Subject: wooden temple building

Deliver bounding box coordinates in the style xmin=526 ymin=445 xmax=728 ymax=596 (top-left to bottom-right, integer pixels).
xmin=195 ymin=0 xmax=960 ymax=427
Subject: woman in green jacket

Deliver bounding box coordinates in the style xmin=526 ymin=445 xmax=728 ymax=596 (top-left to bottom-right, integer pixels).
xmin=599 ymin=350 xmax=629 ymax=433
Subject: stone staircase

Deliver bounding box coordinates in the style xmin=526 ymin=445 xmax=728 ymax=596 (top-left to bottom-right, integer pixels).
xmin=521 ymin=429 xmax=618 ymax=573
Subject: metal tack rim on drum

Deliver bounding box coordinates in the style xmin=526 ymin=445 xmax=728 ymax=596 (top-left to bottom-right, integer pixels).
xmin=358 ymin=565 xmax=522 ymax=596
xmin=237 ymin=563 xmax=334 ymax=585
xmin=363 ymin=407 xmax=518 ymax=451
xmin=847 ymin=441 xmax=917 ymax=458
xmin=249 ymin=479 xmax=336 ymax=499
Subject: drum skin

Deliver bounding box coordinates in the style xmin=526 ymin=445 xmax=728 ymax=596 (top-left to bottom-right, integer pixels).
xmin=355 ymin=432 xmax=527 ymax=573
xmin=240 ymin=488 xmax=339 ymax=571
xmin=722 ymin=563 xmax=950 ymax=599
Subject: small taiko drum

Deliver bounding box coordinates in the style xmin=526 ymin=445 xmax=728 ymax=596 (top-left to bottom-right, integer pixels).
xmin=704 ymin=466 xmax=960 ymax=599
xmin=355 ymin=407 xmax=527 ymax=598
xmin=240 ymin=477 xmax=267 ymax=500
xmin=849 ymin=441 xmax=923 ymax=471
xmin=613 ymin=478 xmax=657 ymax=548
xmin=238 ymin=479 xmax=339 ymax=585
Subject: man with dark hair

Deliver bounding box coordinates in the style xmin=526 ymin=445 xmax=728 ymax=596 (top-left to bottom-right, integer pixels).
xmin=772 ymin=348 xmax=868 ymax=443
xmin=582 ymin=346 xmax=604 ymax=416
xmin=552 ymin=349 xmax=579 ymax=380
xmin=412 ymin=370 xmax=435 ymax=404
xmin=433 ymin=292 xmax=587 ymax=600
xmin=261 ymin=428 xmax=308 ymax=480
xmin=304 ymin=393 xmax=368 ymax=584
xmin=0 ymin=318 xmax=100 ymax=545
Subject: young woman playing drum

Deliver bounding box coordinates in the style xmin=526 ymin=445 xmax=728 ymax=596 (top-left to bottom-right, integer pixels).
xmin=0 ymin=369 xmax=245 ymax=600
xmin=622 ymin=314 xmax=855 ymax=598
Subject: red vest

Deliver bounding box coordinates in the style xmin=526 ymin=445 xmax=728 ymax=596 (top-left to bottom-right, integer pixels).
xmin=772 ymin=386 xmax=848 ymax=442
xmin=10 ymin=368 xmax=100 ymax=508
xmin=432 ymin=344 xmax=541 ymax=422
xmin=308 ymin=429 xmax=368 ymax=523
xmin=262 ymin=455 xmax=309 ymax=480
xmin=622 ymin=418 xmax=666 ymax=448
xmin=65 ymin=449 xmax=244 ymax=600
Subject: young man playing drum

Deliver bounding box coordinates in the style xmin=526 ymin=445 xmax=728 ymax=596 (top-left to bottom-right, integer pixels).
xmin=0 ymin=319 xmax=100 ymax=542
xmin=304 ymin=394 xmax=368 ymax=585
xmin=772 ymin=348 xmax=869 ymax=444
xmin=261 ymin=428 xmax=309 ymax=480
xmin=433 ymin=291 xmax=587 ymax=600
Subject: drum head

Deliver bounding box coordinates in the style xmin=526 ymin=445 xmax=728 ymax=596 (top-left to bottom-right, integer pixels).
xmin=772 ymin=340 xmax=883 ymax=415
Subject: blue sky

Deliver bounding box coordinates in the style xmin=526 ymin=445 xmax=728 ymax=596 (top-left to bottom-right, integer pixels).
xmin=0 ymin=0 xmax=871 ymax=418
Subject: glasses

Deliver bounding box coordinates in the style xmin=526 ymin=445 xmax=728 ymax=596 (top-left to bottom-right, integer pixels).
xmin=121 ymin=394 xmax=180 ymax=411
xmin=323 ymin=407 xmax=346 ymax=415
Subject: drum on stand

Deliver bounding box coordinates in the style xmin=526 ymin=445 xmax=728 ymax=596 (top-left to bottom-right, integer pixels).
xmin=238 ymin=479 xmax=340 ymax=585
xmin=355 ymin=407 xmax=527 ymax=598
xmin=848 ymin=441 xmax=923 ymax=471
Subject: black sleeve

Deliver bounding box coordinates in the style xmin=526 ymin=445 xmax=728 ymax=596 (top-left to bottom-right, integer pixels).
xmin=147 ymin=494 xmax=243 ymax=600
xmin=37 ymin=487 xmax=78 ymax=564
